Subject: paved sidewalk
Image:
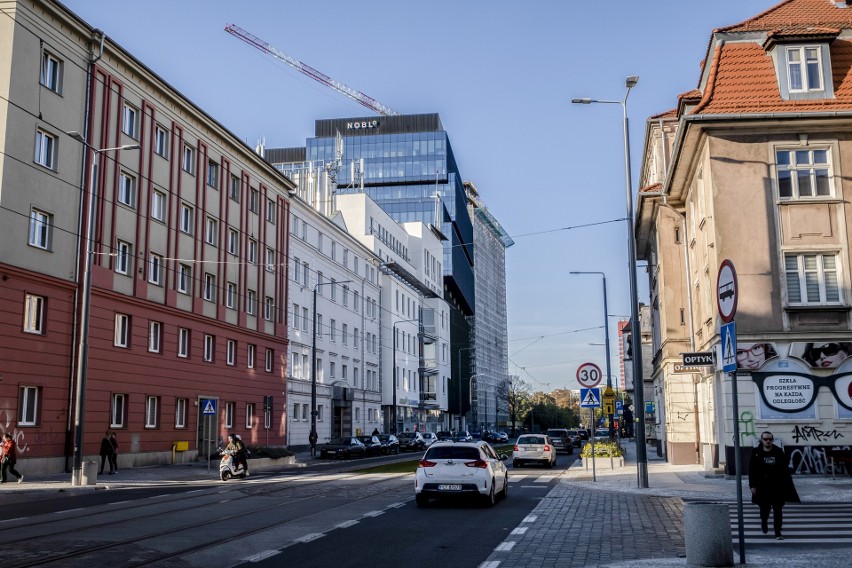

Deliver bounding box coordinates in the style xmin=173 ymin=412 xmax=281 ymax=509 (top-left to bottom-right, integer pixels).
xmin=481 ymin=440 xmax=852 ymax=568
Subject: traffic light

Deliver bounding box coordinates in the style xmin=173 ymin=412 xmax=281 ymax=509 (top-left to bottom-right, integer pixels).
xmin=263 ymin=395 xmax=273 ymax=412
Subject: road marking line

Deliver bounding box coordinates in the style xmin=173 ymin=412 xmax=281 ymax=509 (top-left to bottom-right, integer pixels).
xmin=522 ymin=515 xmax=537 ymax=523
xmin=336 ymin=520 xmax=359 ymax=528
xmin=363 ymin=510 xmax=384 ymax=517
xmin=511 ymin=527 xmax=528 ymax=535
xmin=388 ymin=502 xmax=406 ymax=509
xmin=495 ymin=542 xmax=516 ymax=551
xmin=295 ymin=533 xmax=325 ymax=543
xmin=245 ymin=550 xmax=280 ymax=563
xmin=479 ymin=562 xmax=501 ymax=568
xmin=55 ymin=508 xmax=85 ymax=514
xmin=534 ymin=477 xmax=550 ymax=483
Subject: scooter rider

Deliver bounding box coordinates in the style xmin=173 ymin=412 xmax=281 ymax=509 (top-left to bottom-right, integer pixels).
xmin=225 ymin=433 xmax=248 ymax=474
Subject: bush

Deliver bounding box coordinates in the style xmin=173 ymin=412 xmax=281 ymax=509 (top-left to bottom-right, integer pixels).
xmin=580 ymin=441 xmax=623 ymax=458
xmin=246 ymin=446 xmax=293 ymax=459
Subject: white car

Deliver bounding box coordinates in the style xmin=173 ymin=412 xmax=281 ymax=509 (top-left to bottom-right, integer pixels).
xmin=512 ymin=434 xmax=556 ymax=468
xmin=414 ymin=441 xmax=509 ymax=507
xmin=420 ymin=432 xmax=438 ymax=447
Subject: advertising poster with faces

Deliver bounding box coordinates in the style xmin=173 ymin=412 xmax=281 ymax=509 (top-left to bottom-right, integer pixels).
xmin=747 ymin=342 xmax=852 ymax=420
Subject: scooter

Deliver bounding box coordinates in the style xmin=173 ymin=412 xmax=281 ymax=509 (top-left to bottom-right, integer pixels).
xmin=219 ymin=448 xmax=249 ymax=481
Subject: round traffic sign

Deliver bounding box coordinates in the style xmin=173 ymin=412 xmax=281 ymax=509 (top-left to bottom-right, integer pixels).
xmin=717 ymin=259 xmax=738 ymax=323
xmin=576 ymin=362 xmax=602 ymax=388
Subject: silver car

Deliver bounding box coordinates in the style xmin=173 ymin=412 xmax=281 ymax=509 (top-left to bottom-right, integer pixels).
xmin=420 ymin=432 xmax=438 ymax=447
xmin=512 ymin=434 xmax=556 ymax=468
xmin=415 ymin=441 xmax=509 ymax=507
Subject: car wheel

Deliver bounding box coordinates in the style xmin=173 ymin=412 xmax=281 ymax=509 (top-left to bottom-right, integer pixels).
xmin=546 ymin=459 xmax=553 ymax=469
xmin=512 ymin=460 xmax=520 ymax=468
xmin=482 ymin=481 xmax=496 ymax=508
xmin=415 ymin=494 xmax=429 ymax=507
xmin=567 ymin=446 xmax=574 ymax=455
xmin=501 ymin=473 xmax=509 ymax=499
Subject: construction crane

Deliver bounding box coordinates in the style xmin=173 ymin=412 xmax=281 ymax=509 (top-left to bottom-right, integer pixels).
xmin=225 ymin=24 xmax=400 ymax=117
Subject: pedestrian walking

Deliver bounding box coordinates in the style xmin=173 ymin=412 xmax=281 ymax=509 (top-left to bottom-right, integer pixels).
xmin=109 ymin=431 xmax=119 ymax=474
xmin=99 ymin=431 xmax=114 ymax=474
xmin=749 ymin=431 xmax=799 ymax=539
xmin=0 ymin=433 xmax=23 ymax=484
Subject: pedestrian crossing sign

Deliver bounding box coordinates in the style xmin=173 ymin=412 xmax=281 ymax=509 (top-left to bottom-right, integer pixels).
xmin=721 ymin=322 xmax=737 ymax=373
xmin=201 ymin=399 xmax=217 ymax=415
xmin=580 ymin=388 xmax=601 ymax=408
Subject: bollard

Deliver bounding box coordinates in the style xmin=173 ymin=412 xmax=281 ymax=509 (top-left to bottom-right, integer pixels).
xmin=80 ymin=460 xmax=98 ymax=485
xmin=684 ymin=502 xmax=733 ymax=567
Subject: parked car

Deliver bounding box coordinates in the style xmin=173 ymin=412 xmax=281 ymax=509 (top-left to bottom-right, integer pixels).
xmin=545 ymin=428 xmax=575 ymax=455
xmin=415 ymin=441 xmax=509 ymax=507
xmin=436 ymin=431 xmax=454 ymax=441
xmin=319 ymin=437 xmax=367 ymax=460
xmin=356 ymin=435 xmax=384 ymax=457
xmin=455 ymin=430 xmax=473 ymax=442
xmin=495 ymin=432 xmax=509 ymax=443
xmin=420 ymin=432 xmax=438 ymax=447
xmin=512 ymin=434 xmax=556 ymax=468
xmin=398 ymin=432 xmax=427 ymax=452
xmin=377 ymin=434 xmax=400 ymax=455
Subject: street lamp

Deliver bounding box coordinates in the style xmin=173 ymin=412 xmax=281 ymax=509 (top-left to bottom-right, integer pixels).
xmin=66 ymin=131 xmax=140 ymax=486
xmin=572 ymin=75 xmax=649 ymax=488
xmin=310 ymin=279 xmax=352 ymax=455
xmin=392 ymin=318 xmax=420 ymax=434
xmin=570 ymin=271 xmax=614 ymax=440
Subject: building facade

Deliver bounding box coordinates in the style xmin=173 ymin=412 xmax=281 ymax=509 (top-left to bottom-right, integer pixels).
xmin=636 ymin=0 xmax=852 ymax=473
xmin=1 ymin=0 xmax=294 ymax=473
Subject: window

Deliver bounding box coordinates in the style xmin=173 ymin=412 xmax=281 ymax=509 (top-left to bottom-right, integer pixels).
xmin=317 ymin=315 xmax=323 ymax=340
xmin=342 ymin=324 xmax=348 ymax=346
xmin=148 ymin=253 xmax=163 ymax=285
xmin=293 ymin=257 xmax=301 ymax=282
xmin=776 ymin=148 xmax=832 ymax=199
xmin=114 ymin=313 xmax=130 ymax=347
xmin=302 ymin=308 xmax=309 ymax=332
xmin=353 ymin=328 xmax=359 ymax=349
xmin=229 ymin=175 xmax=240 ymax=202
xmin=331 ymin=279 xmax=337 ymax=301
xmin=182 ymin=144 xmax=195 ymax=174
xmin=145 ymin=396 xmax=159 ymax=428
xmin=265 ymin=296 xmax=274 ymax=321
xmin=204 ymin=273 xmax=215 ymax=301
xmin=148 ymin=321 xmax=162 ymax=353
xmin=34 ymin=129 xmax=56 ymax=169
xmin=19 ymin=386 xmax=39 ymax=426
xmin=23 ymin=293 xmax=44 ymax=334
xmin=265 ymin=348 xmax=273 ymax=372
xmin=226 ymin=282 xmax=236 ymax=309
xmin=122 ymin=104 xmax=139 ymax=138
xmin=205 ymin=217 xmax=218 ymax=245
xmin=29 ymin=208 xmax=52 ymax=250
xmin=247 ymin=290 xmax=257 ymax=315
xmin=180 ymin=204 xmax=194 ymax=234
xmin=331 ymin=242 xmax=337 ymax=261
xmin=207 ymin=160 xmax=219 ymax=188
xmin=178 ymin=264 xmax=192 ymax=294
xmin=40 ymin=51 xmax=62 ymax=93
xmin=178 ymin=327 xmax=190 ymax=357
xmin=228 ymin=228 xmax=238 ymax=255
xmin=266 ymin=199 xmax=276 ymax=223
xmin=175 ymin=398 xmax=187 ymax=428
xmin=246 ymin=403 xmax=255 ymax=428
xmin=225 ymin=402 xmax=235 ymax=429
xmin=785 ymin=252 xmax=841 ymax=305
xmin=292 ymin=403 xmax=300 ymax=421
xmin=111 ymin=394 xmax=126 ymax=428
xmin=250 ymin=188 xmax=259 ymax=213
xmin=151 ymin=191 xmax=166 ymax=222
xmin=301 ymin=404 xmax=308 ymax=421
xmin=248 ymin=239 xmax=257 ymax=264
xmin=317 ymin=404 xmax=324 ymax=422
xmin=155 ymin=125 xmax=168 ymax=157
xmin=227 ymin=339 xmax=236 ymax=366
xmin=265 ymin=247 xmax=275 ymax=272
xmin=118 ymin=173 xmax=135 ymax=207
xmin=330 ymin=361 xmax=336 ymax=379
xmin=303 ymin=262 xmax=309 ymax=287
xmin=115 ymin=240 xmax=132 ymax=275
xmin=204 ymin=334 xmax=215 ymax=362
xmin=787 ymin=46 xmax=823 ymax=93
xmin=247 ymin=344 xmax=256 ymax=369
xmin=330 ymin=319 xmax=336 ymax=342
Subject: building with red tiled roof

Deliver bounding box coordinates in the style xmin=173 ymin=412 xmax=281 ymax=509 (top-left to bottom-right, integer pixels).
xmin=637 ymin=0 xmax=852 ymax=471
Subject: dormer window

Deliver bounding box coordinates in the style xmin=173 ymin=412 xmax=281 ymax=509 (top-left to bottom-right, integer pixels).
xmin=787 ymin=46 xmax=823 ymax=93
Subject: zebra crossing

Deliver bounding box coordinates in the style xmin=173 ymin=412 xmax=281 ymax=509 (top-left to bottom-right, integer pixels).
xmin=508 ymin=473 xmax=560 ymax=485
xmin=728 ymin=502 xmax=852 ymax=544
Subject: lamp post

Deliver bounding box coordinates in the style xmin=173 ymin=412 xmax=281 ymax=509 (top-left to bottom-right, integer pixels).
xmin=66 ymin=131 xmax=140 ymax=486
xmin=392 ymin=318 xmax=420 ymax=434
xmin=310 ymin=279 xmax=352 ymax=455
xmin=571 ymin=271 xmax=614 ymax=440
xmin=457 ymin=346 xmax=473 ymax=431
xmin=572 ymin=75 xmax=648 ymax=488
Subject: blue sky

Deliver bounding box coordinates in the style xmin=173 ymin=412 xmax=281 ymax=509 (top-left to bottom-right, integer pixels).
xmin=63 ymin=0 xmax=780 ymax=392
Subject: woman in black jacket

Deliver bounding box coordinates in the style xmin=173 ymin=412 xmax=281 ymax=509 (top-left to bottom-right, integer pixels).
xmin=749 ymin=431 xmax=800 ymax=539
xmin=99 ymin=431 xmax=114 ymax=475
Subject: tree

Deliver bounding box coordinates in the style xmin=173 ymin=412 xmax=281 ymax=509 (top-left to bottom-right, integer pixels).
xmin=500 ymin=376 xmax=531 ymax=436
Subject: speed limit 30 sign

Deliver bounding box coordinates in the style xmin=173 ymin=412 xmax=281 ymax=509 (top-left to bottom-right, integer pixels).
xmin=576 ymin=362 xmax=602 ymax=389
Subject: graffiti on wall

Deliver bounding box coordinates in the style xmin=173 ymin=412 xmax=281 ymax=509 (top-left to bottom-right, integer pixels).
xmin=739 ymin=411 xmax=756 ymax=446
xmin=0 ymin=408 xmax=29 ymax=456
xmin=788 ymin=444 xmax=850 ymax=475
xmin=791 ymin=425 xmax=845 ymax=444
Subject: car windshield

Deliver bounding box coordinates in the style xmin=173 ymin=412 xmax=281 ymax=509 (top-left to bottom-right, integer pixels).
xmin=517 ymin=436 xmax=545 ymax=445
xmin=546 ymin=430 xmax=565 ymax=437
xmin=426 ymin=446 xmax=481 ymax=460
xmin=398 ymin=433 xmax=417 ymax=440
xmin=357 ymin=437 xmax=374 ymax=444
xmin=327 ymin=437 xmax=349 ymax=445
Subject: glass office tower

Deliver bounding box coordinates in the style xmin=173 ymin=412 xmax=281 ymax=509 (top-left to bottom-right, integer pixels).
xmin=266 ymin=113 xmax=476 ymax=425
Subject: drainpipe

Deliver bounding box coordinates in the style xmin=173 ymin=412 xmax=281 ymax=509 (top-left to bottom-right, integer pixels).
xmin=66 ymin=30 xmax=105 ymax=473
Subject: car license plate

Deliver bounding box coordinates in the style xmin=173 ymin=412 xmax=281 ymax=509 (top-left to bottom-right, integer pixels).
xmin=327 ymin=450 xmax=336 ymax=454
xmin=438 ymin=484 xmax=462 ymax=491
xmin=523 ymin=445 xmax=534 ymax=450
